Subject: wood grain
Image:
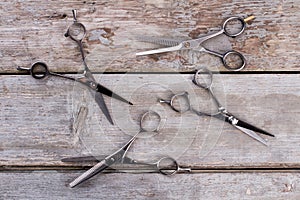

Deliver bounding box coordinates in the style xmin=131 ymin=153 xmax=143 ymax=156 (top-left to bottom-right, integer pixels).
xmin=0 ymin=171 xmax=299 ymax=199
xmin=1 ymin=1 xmax=299 ymax=198
xmin=1 ymin=74 xmax=299 ymax=168
xmin=0 ymin=0 xmax=299 ymax=73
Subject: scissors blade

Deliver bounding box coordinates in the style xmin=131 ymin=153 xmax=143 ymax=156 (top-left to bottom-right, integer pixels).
xmin=62 ymin=155 xmax=138 ymax=164
xmin=233 ymin=124 xmax=268 ymax=146
xmin=96 ymin=83 xmax=133 ymax=105
xmin=236 ymin=119 xmax=275 ymax=137
xmin=136 ymin=36 xmax=182 ymax=47
xmin=92 ymin=91 xmax=114 ymax=125
xmin=61 ymin=156 xmax=103 ymax=163
xmin=70 ymin=133 xmax=139 ymax=187
xmin=82 ymin=67 xmax=132 ymax=105
xmin=77 ymin=67 xmax=114 ymax=124
xmin=69 ymin=159 xmax=109 ymax=188
xmin=136 ymin=43 xmax=184 ymax=56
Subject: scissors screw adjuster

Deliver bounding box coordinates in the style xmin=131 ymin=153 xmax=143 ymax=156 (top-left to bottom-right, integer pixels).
xmin=218 ymin=107 xmax=226 ymax=113
xmin=228 ymin=116 xmax=238 ymax=125
xmin=90 ymin=82 xmax=97 ymax=89
xmin=184 ymin=42 xmax=190 ymax=48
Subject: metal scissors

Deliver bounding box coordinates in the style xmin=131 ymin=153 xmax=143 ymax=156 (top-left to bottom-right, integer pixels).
xmin=17 ymin=10 xmax=132 ymax=125
xmin=136 ymin=16 xmax=253 ymax=71
xmin=68 ymin=111 xmax=190 ymax=188
xmin=159 ymin=67 xmax=275 ymax=145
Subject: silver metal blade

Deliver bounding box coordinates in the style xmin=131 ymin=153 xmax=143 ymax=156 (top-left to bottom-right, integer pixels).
xmin=234 ymin=125 xmax=268 ymax=146
xmin=136 ymin=43 xmax=184 ymax=56
xmin=136 ymin=36 xmax=181 ymax=47
xmin=92 ymin=90 xmax=114 ymax=125
xmin=61 ymin=156 xmax=102 ymax=163
xmin=69 ymin=159 xmax=108 ymax=188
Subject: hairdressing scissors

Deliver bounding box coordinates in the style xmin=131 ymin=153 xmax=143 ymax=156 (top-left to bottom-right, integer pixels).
xmin=159 ymin=67 xmax=274 ymax=145
xmin=68 ymin=111 xmax=190 ymax=188
xmin=136 ymin=16 xmax=254 ymax=71
xmin=17 ymin=10 xmax=132 ymax=125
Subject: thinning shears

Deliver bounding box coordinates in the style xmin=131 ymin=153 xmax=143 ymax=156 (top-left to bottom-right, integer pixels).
xmin=18 ymin=10 xmax=132 ymax=125
xmin=136 ymin=16 xmax=253 ymax=71
xmin=67 ymin=111 xmax=190 ymax=188
xmin=160 ymin=67 xmax=275 ymax=145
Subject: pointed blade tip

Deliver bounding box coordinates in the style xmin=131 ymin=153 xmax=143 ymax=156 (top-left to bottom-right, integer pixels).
xmin=69 ymin=182 xmax=77 ymax=188
xmin=262 ymin=141 xmax=269 ymax=146
xmin=61 ymin=158 xmax=69 ymax=162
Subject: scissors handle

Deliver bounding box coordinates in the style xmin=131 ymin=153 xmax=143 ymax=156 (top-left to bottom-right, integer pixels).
xmin=222 ymin=50 xmax=246 ymax=71
xmin=18 ymin=62 xmax=78 ymax=82
xmin=156 ymin=157 xmax=191 ymax=175
xmin=65 ymin=10 xmax=86 ymax=42
xmin=193 ymin=68 xmax=213 ymax=89
xmin=160 ymin=92 xmax=191 ymax=113
xmin=69 ymin=159 xmax=108 ymax=188
xmin=140 ymin=111 xmax=162 ymax=132
xmin=31 ymin=62 xmax=50 ymax=79
xmin=200 ymin=48 xmax=246 ymax=71
xmin=18 ymin=62 xmax=50 ymax=79
xmin=222 ymin=16 xmax=246 ymax=37
xmin=65 ymin=22 xmax=86 ymax=42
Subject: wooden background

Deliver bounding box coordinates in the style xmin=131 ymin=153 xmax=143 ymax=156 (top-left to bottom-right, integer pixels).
xmin=1 ymin=0 xmax=300 ymax=199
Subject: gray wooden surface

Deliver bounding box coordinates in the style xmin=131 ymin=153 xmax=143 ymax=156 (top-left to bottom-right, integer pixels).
xmin=1 ymin=172 xmax=299 ymax=199
xmin=1 ymin=0 xmax=300 ymax=199
xmin=1 ymin=74 xmax=300 ymax=167
xmin=1 ymin=0 xmax=299 ymax=73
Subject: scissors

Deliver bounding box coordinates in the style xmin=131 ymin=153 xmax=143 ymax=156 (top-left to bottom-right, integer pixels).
xmin=68 ymin=111 xmax=190 ymax=188
xmin=17 ymin=10 xmax=132 ymax=125
xmin=159 ymin=67 xmax=275 ymax=145
xmin=136 ymin=16 xmax=252 ymax=71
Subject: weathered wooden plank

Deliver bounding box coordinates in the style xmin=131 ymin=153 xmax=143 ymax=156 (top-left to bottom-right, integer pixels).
xmin=1 ymin=0 xmax=299 ymax=73
xmin=0 ymin=171 xmax=299 ymax=199
xmin=0 ymin=74 xmax=299 ymax=167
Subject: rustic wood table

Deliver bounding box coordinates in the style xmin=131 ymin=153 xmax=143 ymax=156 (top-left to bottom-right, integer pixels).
xmin=1 ymin=0 xmax=299 ymax=199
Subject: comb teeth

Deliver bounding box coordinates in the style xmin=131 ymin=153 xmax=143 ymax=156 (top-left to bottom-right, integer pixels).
xmin=136 ymin=36 xmax=181 ymax=47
